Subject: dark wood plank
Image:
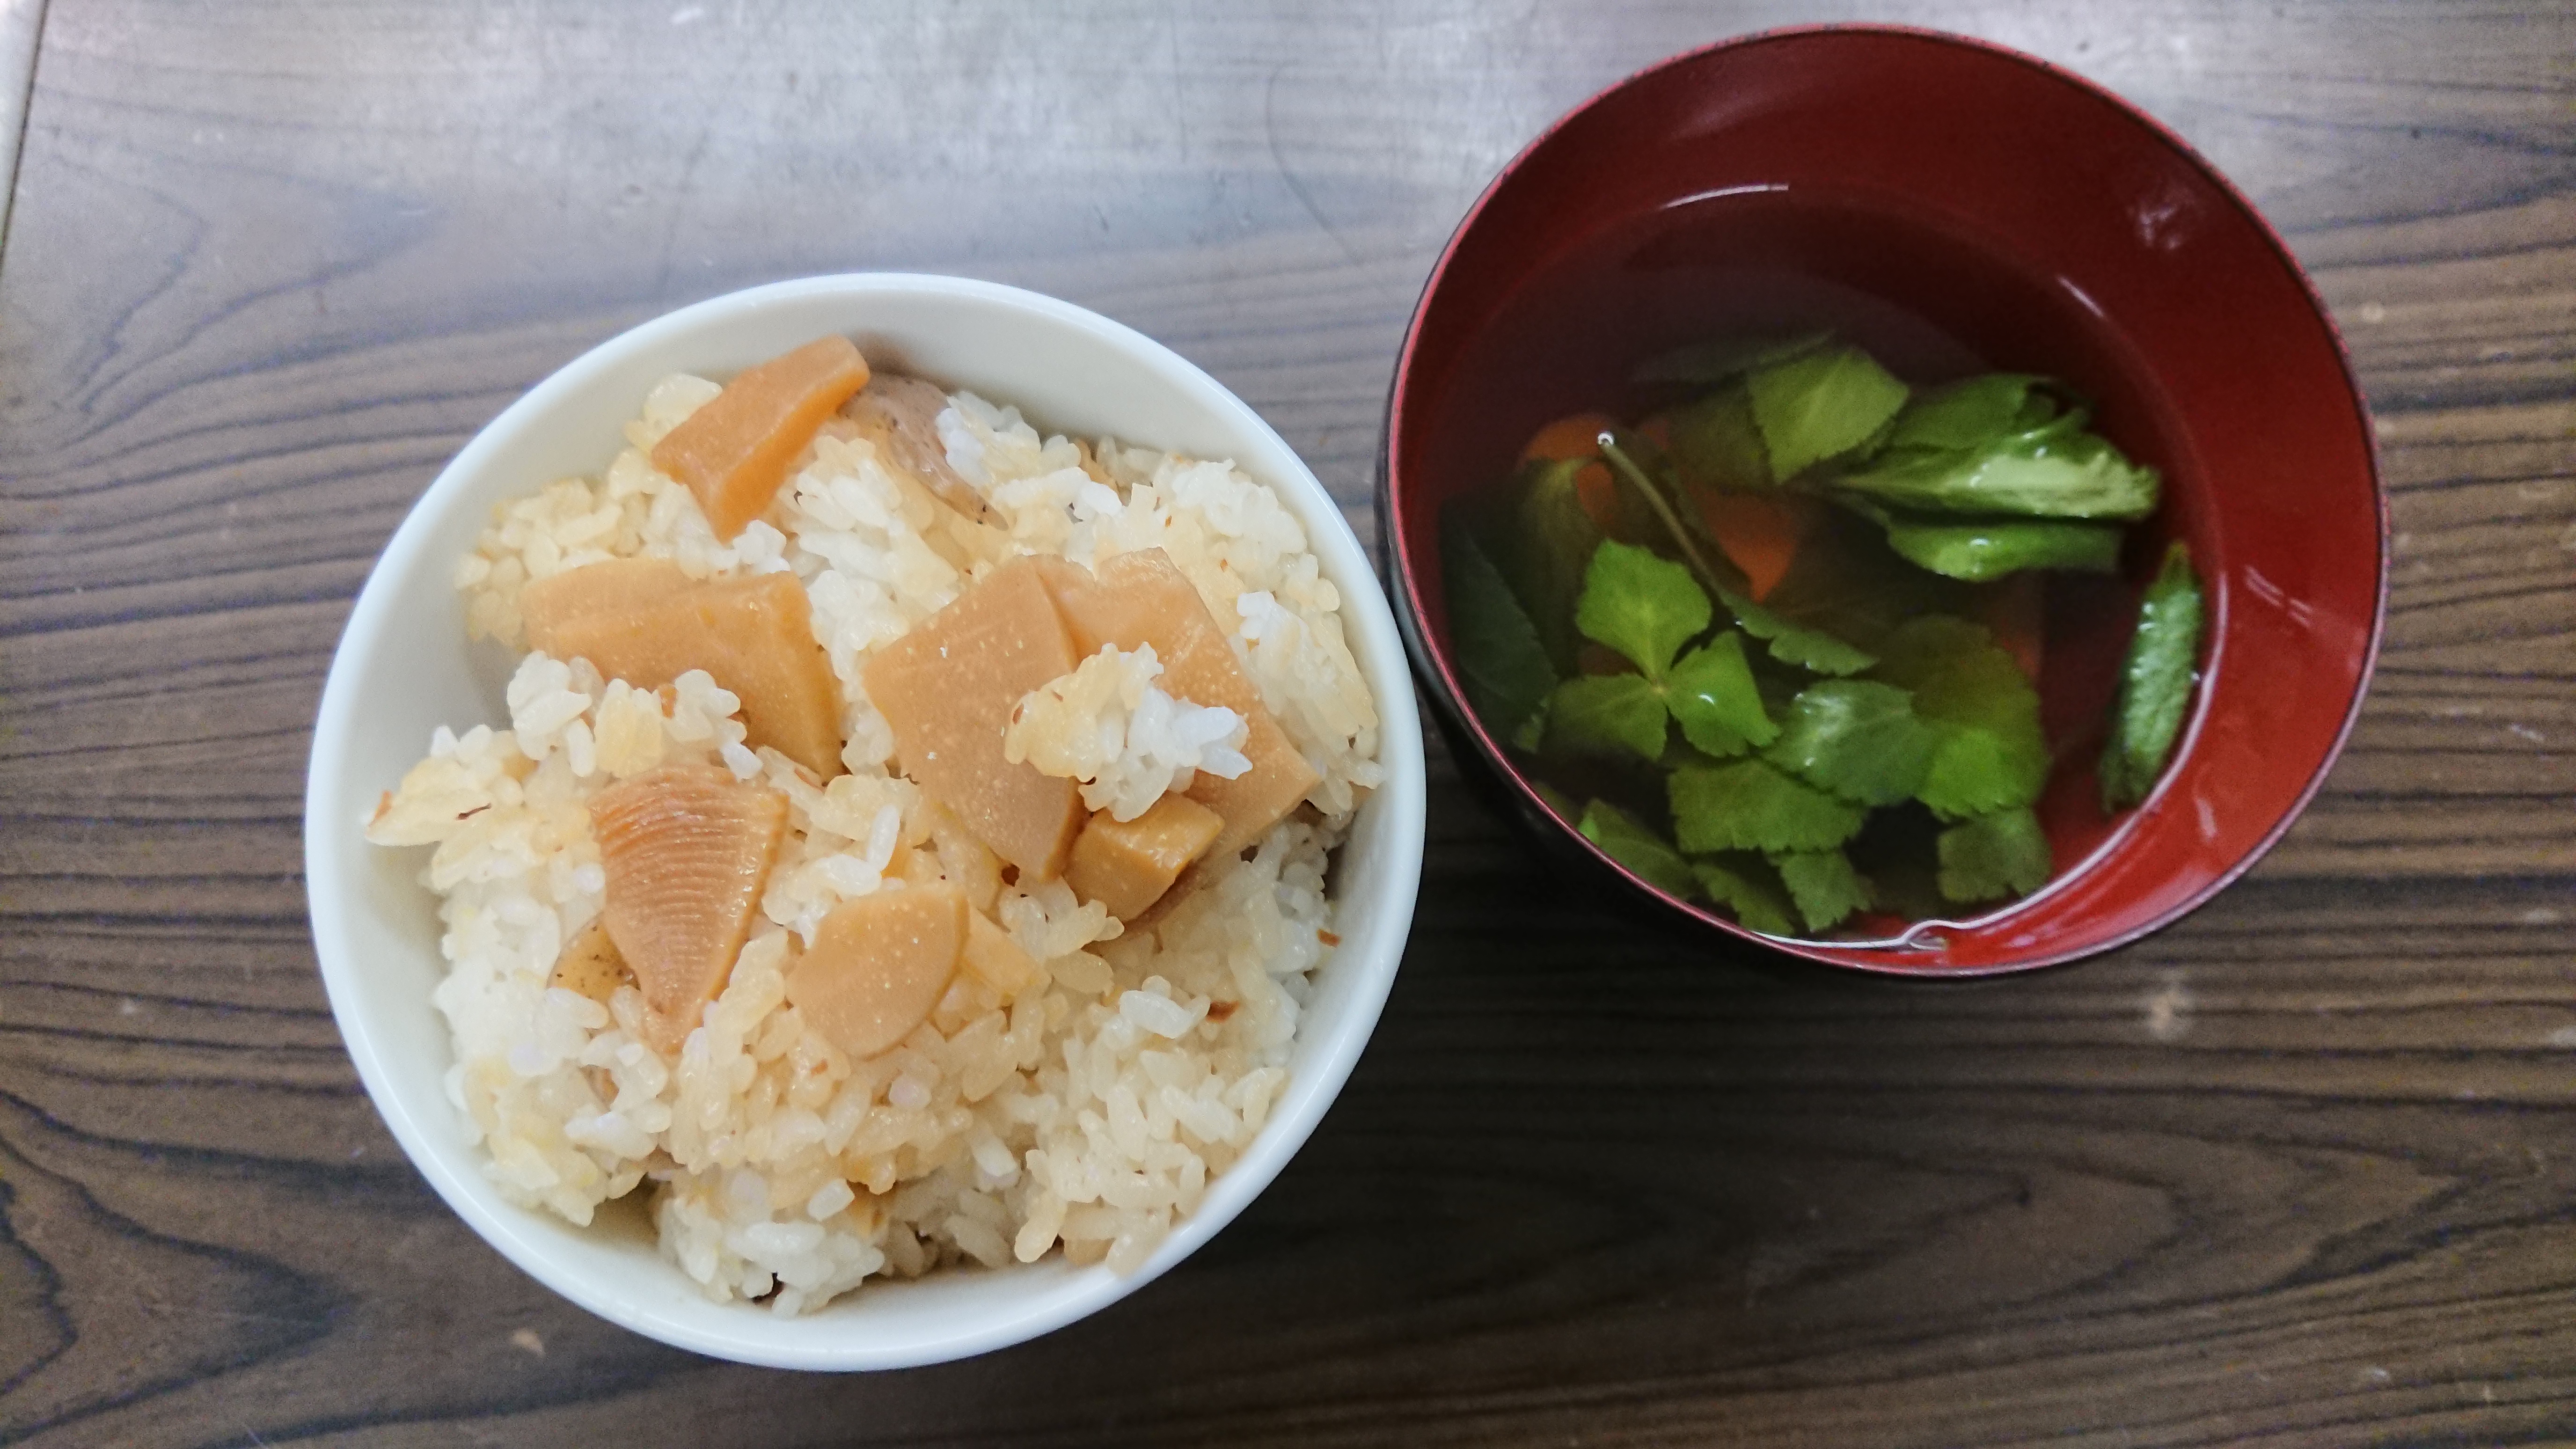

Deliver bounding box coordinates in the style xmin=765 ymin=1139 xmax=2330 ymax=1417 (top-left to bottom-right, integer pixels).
xmin=3 ymin=0 xmax=2573 ymax=1445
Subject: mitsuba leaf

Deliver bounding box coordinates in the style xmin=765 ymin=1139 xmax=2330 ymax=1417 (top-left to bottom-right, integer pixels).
xmin=1936 ymin=807 xmax=2053 ymax=903
xmin=1716 ymin=584 xmax=1878 ymax=676
xmin=1513 ymin=456 xmax=1606 ymax=672
xmin=1771 ymin=847 xmax=1873 ymax=933
xmin=1634 ymin=331 xmax=1832 ymax=386
xmin=1745 ymin=343 xmax=1911 ymax=480
xmin=1578 ymin=800 xmax=1699 ymax=900
xmin=2100 ymin=541 xmax=2207 ymax=811
xmin=1669 ymin=759 xmax=1867 ymax=855
xmin=1668 ymin=385 xmax=1775 ymax=493
xmin=1834 ymin=417 xmax=2159 ymax=521
xmin=1511 ymin=695 xmax=1551 ymax=753
xmin=1533 ymin=779 xmax=1583 ymax=822
xmin=1692 ymin=855 xmax=1800 ymax=936
xmin=1545 ymin=674 xmax=1668 ymax=764
xmin=1883 ymin=374 xmax=2048 ymax=453
xmin=1441 ymin=520 xmax=1558 ymax=746
xmin=1575 ymin=540 xmax=1710 ymax=681
xmin=1871 ymin=511 xmax=2124 ymax=582
xmin=1753 ymin=505 xmax=1976 ymax=655
xmin=1663 ymin=630 xmax=1778 ymax=757
xmin=1871 ymin=616 xmax=2049 ymax=820
xmin=1761 ymin=680 xmax=1938 ymax=807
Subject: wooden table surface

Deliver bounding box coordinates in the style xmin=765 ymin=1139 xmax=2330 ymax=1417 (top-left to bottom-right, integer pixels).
xmin=4 ymin=2 xmax=2572 ymax=1444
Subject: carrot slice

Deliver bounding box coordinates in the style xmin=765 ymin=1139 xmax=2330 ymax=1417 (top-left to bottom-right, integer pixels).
xmin=1698 ymin=490 xmax=1809 ymax=603
xmin=651 ymin=336 xmax=871 ymax=541
xmin=1518 ymin=411 xmax=1620 ymax=465
xmin=1517 ymin=412 xmax=1625 ymax=534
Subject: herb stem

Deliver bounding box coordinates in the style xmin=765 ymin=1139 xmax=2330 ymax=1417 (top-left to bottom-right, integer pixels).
xmin=1596 ymin=434 xmax=1743 ymax=599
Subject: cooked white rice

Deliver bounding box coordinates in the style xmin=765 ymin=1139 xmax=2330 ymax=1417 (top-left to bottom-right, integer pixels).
xmin=371 ymin=373 xmax=1382 ymax=1311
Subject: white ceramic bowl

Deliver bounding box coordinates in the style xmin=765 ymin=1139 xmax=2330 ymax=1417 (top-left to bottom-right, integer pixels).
xmin=305 ymin=274 xmax=1427 ymax=1370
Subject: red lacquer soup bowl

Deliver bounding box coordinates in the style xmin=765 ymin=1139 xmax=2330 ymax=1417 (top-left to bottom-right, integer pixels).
xmin=1380 ymin=26 xmax=2386 ymax=974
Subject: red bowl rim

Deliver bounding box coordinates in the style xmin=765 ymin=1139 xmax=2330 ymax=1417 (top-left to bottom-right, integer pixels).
xmin=1380 ymin=22 xmax=2391 ymax=976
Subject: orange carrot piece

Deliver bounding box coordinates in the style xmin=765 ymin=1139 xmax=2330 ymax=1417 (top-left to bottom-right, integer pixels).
xmin=651 ymin=336 xmax=871 ymax=541
xmin=1698 ymin=490 xmax=1808 ymax=602
xmin=1518 ymin=410 xmax=1620 ymax=465
xmin=1570 ymin=462 xmax=1620 ymax=532
xmin=1517 ymin=412 xmax=1625 ymax=533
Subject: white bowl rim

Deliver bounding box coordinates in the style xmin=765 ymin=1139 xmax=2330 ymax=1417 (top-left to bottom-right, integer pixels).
xmin=304 ymin=272 xmax=1426 ymax=1370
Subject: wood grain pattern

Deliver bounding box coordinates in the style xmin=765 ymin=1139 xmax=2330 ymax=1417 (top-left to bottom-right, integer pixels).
xmin=2 ymin=0 xmax=2572 ymax=1444
xmin=0 ymin=0 xmax=38 ymax=253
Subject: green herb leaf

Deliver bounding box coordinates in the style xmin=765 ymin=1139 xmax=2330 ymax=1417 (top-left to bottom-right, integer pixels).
xmin=1442 ymin=520 xmax=1558 ymax=745
xmin=1512 ymin=456 xmax=1606 ymax=672
xmin=1533 ymin=780 xmax=1582 ymax=821
xmin=1544 ymin=674 xmax=1668 ymax=763
xmin=2011 ymin=389 xmax=2064 ymax=432
xmin=1884 ymin=374 xmax=2047 ymax=452
xmin=1578 ymin=800 xmax=1699 ymax=900
xmin=1834 ymin=421 xmax=2159 ymax=520
xmin=1753 ymin=506 xmax=1978 ymax=656
xmin=1937 ymin=807 xmax=2053 ymax=903
xmin=2100 ymin=541 xmax=2207 ymax=810
xmin=1772 ymin=848 xmax=1873 ymax=932
xmin=1745 ymin=343 xmax=1911 ymax=480
xmin=1716 ymin=585 xmax=1878 ymax=676
xmin=1871 ymin=511 xmax=2124 ymax=582
xmin=1692 ymin=856 xmax=1800 ymax=936
xmin=1634 ymin=331 xmax=1832 ymax=386
xmin=1669 ymin=385 xmax=1775 ymax=493
xmin=1575 ymin=540 xmax=1710 ymax=681
xmin=1872 ymin=616 xmax=2050 ymax=820
xmin=1670 ymin=759 xmax=1867 ymax=854
xmin=1510 ymin=695 xmax=1551 ymax=753
xmin=1761 ymin=680 xmax=1938 ymax=807
xmin=1663 ymin=631 xmax=1778 ymax=757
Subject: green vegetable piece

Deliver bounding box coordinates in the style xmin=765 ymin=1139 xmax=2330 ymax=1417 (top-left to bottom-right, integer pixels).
xmin=1692 ymin=856 xmax=1800 ymax=936
xmin=1936 ymin=807 xmax=2053 ymax=903
xmin=1884 ymin=374 xmax=2047 ymax=453
xmin=1663 ymin=631 xmax=1778 ymax=757
xmin=1716 ymin=585 xmax=1877 ymax=676
xmin=1634 ymin=331 xmax=1832 ymax=386
xmin=1669 ymin=759 xmax=1867 ymax=855
xmin=1578 ymin=800 xmax=1699 ymax=901
xmin=1513 ymin=456 xmax=1606 ymax=672
xmin=1872 ymin=616 xmax=2049 ymax=820
xmin=1595 ymin=439 xmax=1749 ymax=604
xmin=1575 ymin=540 xmax=1710 ymax=681
xmin=1772 ymin=848 xmax=1873 ymax=933
xmin=1745 ymin=343 xmax=1911 ymax=480
xmin=1834 ymin=423 xmax=2159 ymax=521
xmin=1545 ymin=674 xmax=1668 ymax=763
xmin=1761 ymin=680 xmax=1938 ymax=807
xmin=1873 ymin=512 xmax=2124 ymax=582
xmin=1669 ymin=385 xmax=1774 ymax=492
xmin=1442 ymin=521 xmax=1558 ymax=746
xmin=2099 ymin=541 xmax=2207 ymax=811
xmin=1533 ymin=780 xmax=1583 ymax=821
xmin=2011 ymin=390 xmax=2063 ymax=432
xmin=1510 ymin=696 xmax=1550 ymax=753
